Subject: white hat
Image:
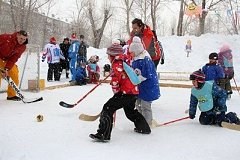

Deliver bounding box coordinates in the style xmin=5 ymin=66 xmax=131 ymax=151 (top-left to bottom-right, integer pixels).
xmin=129 ymin=36 xmax=144 ymax=56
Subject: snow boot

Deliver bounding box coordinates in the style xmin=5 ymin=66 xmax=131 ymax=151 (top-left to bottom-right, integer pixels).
xmin=89 ymin=133 xmax=110 ymax=142
xmin=134 ymin=128 xmax=151 ymax=134
xmin=7 ymin=96 xmax=21 ymax=101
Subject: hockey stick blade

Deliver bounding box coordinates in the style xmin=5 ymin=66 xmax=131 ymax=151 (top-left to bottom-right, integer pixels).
xmin=221 ymin=122 xmax=240 ymax=131
xmin=79 ymin=113 xmax=101 ymax=121
xmin=23 ymin=97 xmax=43 ymax=103
xmin=59 ymin=101 xmax=76 ymax=108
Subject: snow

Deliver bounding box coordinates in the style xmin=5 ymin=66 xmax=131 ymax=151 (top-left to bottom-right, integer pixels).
xmin=0 ymin=34 xmax=240 ymax=160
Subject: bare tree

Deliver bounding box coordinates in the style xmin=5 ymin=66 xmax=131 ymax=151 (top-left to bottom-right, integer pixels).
xmin=9 ymin=0 xmax=52 ymax=31
xmin=177 ymin=0 xmax=185 ymax=36
xmin=87 ymin=1 xmax=112 ymax=48
xmin=71 ymin=0 xmax=89 ymax=36
xmin=150 ymin=0 xmax=161 ymax=31
xmin=197 ymin=0 xmax=224 ymax=36
xmin=134 ymin=0 xmax=151 ymax=23
xmin=41 ymin=0 xmax=55 ymax=49
xmin=228 ymin=0 xmax=238 ymax=34
xmin=122 ymin=0 xmax=135 ymax=36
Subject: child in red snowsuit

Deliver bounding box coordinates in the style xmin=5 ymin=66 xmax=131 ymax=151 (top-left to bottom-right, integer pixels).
xmin=89 ymin=43 xmax=151 ymax=142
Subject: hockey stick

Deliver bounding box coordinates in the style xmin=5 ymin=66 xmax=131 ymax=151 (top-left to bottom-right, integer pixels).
xmin=59 ymin=73 xmax=111 ymax=108
xmin=154 ymin=116 xmax=190 ymax=127
xmin=79 ymin=113 xmax=101 ymax=121
xmin=0 ymin=69 xmax=43 ymax=103
xmin=233 ymin=77 xmax=240 ymax=95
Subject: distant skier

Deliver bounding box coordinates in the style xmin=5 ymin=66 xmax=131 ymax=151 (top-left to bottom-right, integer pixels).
xmin=188 ymin=70 xmax=240 ymax=126
xmin=218 ymin=44 xmax=234 ymax=99
xmin=185 ymin=40 xmax=192 ymax=57
xmin=89 ymin=43 xmax=151 ymax=142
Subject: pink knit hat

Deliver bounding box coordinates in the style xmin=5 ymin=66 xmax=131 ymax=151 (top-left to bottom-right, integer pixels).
xmin=220 ymin=44 xmax=230 ymax=52
xmin=106 ymin=43 xmax=123 ymax=56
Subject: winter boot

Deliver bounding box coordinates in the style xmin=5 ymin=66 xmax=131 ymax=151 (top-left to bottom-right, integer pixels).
xmin=66 ymin=72 xmax=69 ymax=79
xmin=134 ymin=128 xmax=151 ymax=134
xmin=7 ymin=96 xmax=21 ymax=101
xmin=225 ymin=112 xmax=240 ymax=125
xmin=89 ymin=133 xmax=109 ymax=142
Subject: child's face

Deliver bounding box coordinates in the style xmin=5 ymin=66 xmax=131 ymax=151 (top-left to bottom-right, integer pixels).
xmin=192 ymin=80 xmax=198 ymax=88
xmin=209 ymin=59 xmax=217 ymax=64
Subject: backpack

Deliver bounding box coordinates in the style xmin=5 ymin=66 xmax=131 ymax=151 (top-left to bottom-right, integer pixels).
xmin=152 ymin=30 xmax=164 ymax=64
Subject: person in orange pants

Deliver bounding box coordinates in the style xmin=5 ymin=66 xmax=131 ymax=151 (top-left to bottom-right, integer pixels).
xmin=0 ymin=30 xmax=28 ymax=101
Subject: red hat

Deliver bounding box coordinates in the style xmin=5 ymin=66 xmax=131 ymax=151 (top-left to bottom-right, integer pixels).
xmin=71 ymin=33 xmax=77 ymax=39
xmin=50 ymin=37 xmax=56 ymax=43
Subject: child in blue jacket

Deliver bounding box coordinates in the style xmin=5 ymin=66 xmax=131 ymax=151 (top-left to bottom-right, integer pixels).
xmin=129 ymin=36 xmax=160 ymax=126
xmin=202 ymin=52 xmax=224 ymax=84
xmin=75 ymin=63 xmax=88 ymax=85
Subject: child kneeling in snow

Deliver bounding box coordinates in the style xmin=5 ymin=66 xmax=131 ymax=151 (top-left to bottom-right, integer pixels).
xmin=75 ymin=63 xmax=88 ymax=85
xmin=188 ymin=70 xmax=240 ymax=126
xmin=89 ymin=43 xmax=151 ymax=142
xmin=87 ymin=55 xmax=100 ymax=83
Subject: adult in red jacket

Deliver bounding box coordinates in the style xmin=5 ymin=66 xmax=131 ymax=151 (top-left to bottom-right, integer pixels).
xmin=127 ymin=18 xmax=162 ymax=69
xmin=0 ymin=30 xmax=28 ymax=101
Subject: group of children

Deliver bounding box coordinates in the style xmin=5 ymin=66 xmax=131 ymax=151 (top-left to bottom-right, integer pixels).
xmin=42 ymin=34 xmax=100 ymax=85
xmin=90 ymin=36 xmax=161 ymax=141
xmin=188 ymin=44 xmax=239 ymax=128
xmin=42 ymin=34 xmax=239 ymax=142
xmin=90 ymin=39 xmax=240 ymax=142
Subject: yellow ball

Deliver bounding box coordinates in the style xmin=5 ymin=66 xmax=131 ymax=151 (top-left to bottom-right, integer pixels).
xmin=36 ymin=115 xmax=44 ymax=122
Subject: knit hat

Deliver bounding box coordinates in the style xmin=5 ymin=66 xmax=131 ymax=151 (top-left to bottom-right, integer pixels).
xmin=129 ymin=36 xmax=144 ymax=56
xmin=112 ymin=39 xmax=120 ymax=45
xmin=189 ymin=70 xmax=205 ymax=83
xmin=50 ymin=37 xmax=56 ymax=43
xmin=106 ymin=43 xmax=123 ymax=56
xmin=209 ymin=52 xmax=218 ymax=60
xmin=220 ymin=44 xmax=230 ymax=52
xmin=71 ymin=33 xmax=77 ymax=40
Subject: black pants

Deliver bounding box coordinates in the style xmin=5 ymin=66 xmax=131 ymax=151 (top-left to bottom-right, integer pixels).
xmin=47 ymin=63 xmax=61 ymax=81
xmin=153 ymin=59 xmax=160 ymax=70
xmin=97 ymin=93 xmax=150 ymax=139
xmin=60 ymin=60 xmax=70 ymax=78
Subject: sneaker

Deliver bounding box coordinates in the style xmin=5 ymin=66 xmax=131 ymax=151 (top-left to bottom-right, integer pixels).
xmin=134 ymin=128 xmax=151 ymax=134
xmin=7 ymin=96 xmax=21 ymax=101
xmin=89 ymin=133 xmax=110 ymax=142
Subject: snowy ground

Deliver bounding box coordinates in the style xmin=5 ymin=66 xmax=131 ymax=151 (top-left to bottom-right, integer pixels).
xmin=0 ymin=34 xmax=240 ymax=160
xmin=0 ymin=84 xmax=240 ymax=160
